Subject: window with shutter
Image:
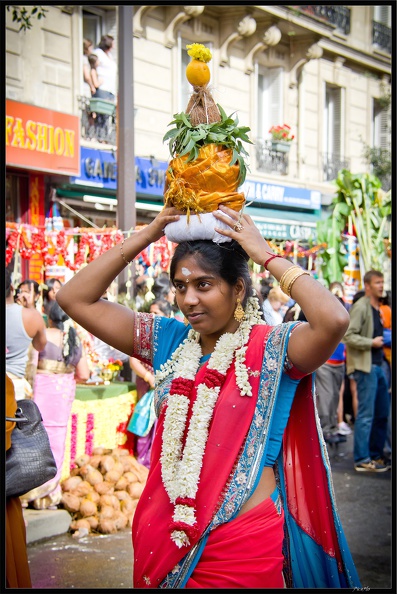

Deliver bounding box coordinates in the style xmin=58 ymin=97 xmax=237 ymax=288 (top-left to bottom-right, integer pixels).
xmin=373 ymin=98 xmax=391 ymax=150
xmin=324 ymin=84 xmax=343 ymax=157
xmin=257 ymin=66 xmax=283 ymax=139
xmin=323 ymin=84 xmax=346 ymax=180
xmin=374 ymin=5 xmax=391 ymax=26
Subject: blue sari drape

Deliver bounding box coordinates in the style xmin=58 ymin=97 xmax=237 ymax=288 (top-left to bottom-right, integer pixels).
xmin=156 ymin=322 xmax=361 ymax=589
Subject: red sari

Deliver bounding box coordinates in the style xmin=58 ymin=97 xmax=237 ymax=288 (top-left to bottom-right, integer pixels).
xmin=132 ymin=318 xmax=361 ymax=589
xmin=132 ymin=325 xmax=269 ymax=588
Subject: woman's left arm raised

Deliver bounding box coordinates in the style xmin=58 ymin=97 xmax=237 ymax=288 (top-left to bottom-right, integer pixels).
xmin=214 ymin=205 xmax=350 ymax=374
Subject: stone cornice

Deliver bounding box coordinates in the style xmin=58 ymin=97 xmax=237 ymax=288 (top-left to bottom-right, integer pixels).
xmin=318 ymin=38 xmax=391 ymax=75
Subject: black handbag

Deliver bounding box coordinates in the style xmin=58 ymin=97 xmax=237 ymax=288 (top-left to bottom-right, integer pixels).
xmin=6 ymin=399 xmax=57 ymax=498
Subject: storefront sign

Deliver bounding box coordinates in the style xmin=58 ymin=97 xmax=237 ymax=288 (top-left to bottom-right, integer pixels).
xmin=135 ymin=156 xmax=167 ymax=197
xmin=71 ymin=147 xmax=167 ymax=197
xmin=242 ymin=179 xmax=321 ymax=210
xmin=254 ymin=219 xmax=316 ymax=240
xmin=6 ymin=100 xmax=80 ymax=176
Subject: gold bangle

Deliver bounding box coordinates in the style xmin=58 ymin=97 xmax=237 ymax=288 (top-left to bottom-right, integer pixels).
xmin=279 ymin=266 xmax=299 ymax=293
xmin=120 ymin=238 xmax=132 ymax=265
xmin=279 ymin=265 xmax=310 ymax=297
xmin=280 ymin=268 xmax=304 ymax=297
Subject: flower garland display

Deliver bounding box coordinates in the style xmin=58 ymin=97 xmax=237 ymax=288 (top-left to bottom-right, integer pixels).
xmin=156 ymin=296 xmax=264 ymax=548
xmin=61 ymin=391 xmax=136 ymax=480
xmin=5 ymin=222 xmax=176 ymax=274
xmin=6 ymin=222 xmax=327 ymax=276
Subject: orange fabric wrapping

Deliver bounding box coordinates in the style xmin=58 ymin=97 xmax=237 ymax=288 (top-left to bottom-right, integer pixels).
xmin=164 ymin=144 xmax=245 ymax=216
xmin=6 ymin=374 xmax=18 ymax=452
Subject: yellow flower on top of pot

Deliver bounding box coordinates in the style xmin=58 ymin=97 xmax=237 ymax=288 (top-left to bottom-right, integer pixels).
xmin=185 ymin=43 xmax=212 ymax=87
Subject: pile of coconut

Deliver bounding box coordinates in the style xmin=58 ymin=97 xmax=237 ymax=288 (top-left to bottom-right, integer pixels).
xmin=60 ymin=447 xmax=148 ymax=537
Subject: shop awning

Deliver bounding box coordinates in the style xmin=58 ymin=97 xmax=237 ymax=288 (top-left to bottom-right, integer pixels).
xmin=55 ymin=187 xmax=163 ymax=213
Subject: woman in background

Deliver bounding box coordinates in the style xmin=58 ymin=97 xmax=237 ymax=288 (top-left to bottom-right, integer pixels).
xmin=42 ymin=277 xmax=63 ymax=320
xmin=21 ymin=301 xmax=89 ymax=510
xmin=262 ymin=286 xmax=290 ymax=325
xmin=82 ymin=38 xmax=95 ymax=97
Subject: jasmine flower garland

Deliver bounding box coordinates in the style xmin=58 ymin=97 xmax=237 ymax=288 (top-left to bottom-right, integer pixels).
xmin=158 ymin=296 xmax=264 ymax=548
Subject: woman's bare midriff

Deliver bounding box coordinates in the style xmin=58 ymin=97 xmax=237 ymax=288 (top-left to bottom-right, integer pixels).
xmin=237 ymin=466 xmax=276 ymax=517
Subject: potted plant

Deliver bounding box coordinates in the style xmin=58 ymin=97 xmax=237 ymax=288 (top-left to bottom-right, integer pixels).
xmin=269 ymin=123 xmax=294 ymax=152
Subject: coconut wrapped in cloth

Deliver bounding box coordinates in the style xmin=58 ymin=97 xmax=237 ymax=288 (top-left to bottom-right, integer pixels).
xmin=163 ymin=43 xmax=253 ymax=244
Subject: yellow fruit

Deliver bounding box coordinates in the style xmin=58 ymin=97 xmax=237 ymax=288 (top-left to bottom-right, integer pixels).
xmin=186 ymin=59 xmax=211 ymax=86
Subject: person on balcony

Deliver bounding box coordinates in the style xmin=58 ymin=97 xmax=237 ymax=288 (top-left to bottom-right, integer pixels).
xmin=92 ymin=34 xmax=117 ymax=102
xmin=82 ymin=38 xmax=96 ymax=98
xmin=88 ymin=53 xmax=103 ymax=96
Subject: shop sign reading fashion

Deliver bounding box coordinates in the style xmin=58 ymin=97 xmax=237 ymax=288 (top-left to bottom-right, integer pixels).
xmin=5 ymin=100 xmax=80 ymax=176
xmin=71 ymin=147 xmax=168 ymax=197
xmin=241 ymin=179 xmax=321 ymax=211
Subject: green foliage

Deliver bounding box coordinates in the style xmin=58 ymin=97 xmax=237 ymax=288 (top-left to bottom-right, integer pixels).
xmin=163 ymin=104 xmax=253 ymax=185
xmin=316 ymin=169 xmax=391 ymax=284
xmin=362 ymin=145 xmax=391 ymax=191
xmin=316 ymin=211 xmax=348 ymax=285
xmin=7 ymin=5 xmax=48 ymax=31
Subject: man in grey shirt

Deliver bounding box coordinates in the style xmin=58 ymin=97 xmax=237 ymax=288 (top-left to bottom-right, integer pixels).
xmin=6 ymin=269 xmax=47 ymax=399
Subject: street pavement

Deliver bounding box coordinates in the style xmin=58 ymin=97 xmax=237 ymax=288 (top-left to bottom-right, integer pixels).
xmin=26 ymin=432 xmax=392 ymax=589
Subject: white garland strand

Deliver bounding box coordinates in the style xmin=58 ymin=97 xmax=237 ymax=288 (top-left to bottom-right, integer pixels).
xmin=158 ymin=296 xmax=264 ymax=547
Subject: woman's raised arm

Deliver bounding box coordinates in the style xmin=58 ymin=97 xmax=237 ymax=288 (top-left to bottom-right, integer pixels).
xmin=56 ymin=208 xmax=180 ymax=357
xmin=213 ymin=205 xmax=350 ymax=374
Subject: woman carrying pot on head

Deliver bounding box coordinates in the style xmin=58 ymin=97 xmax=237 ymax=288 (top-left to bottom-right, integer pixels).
xmin=56 ymin=203 xmax=361 ymax=589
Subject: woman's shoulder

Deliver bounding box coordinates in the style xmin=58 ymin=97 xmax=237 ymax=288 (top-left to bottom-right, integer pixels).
xmin=152 ymin=316 xmax=190 ymax=368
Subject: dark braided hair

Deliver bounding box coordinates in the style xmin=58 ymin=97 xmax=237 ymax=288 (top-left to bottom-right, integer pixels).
xmin=47 ymin=301 xmax=80 ymax=366
xmin=170 ymin=240 xmax=253 ymax=308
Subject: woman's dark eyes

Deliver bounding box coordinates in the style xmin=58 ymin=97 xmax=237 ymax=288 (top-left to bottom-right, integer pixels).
xmin=174 ymin=281 xmax=211 ymax=292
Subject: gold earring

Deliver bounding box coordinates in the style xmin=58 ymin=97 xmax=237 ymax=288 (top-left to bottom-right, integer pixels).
xmin=183 ymin=317 xmax=189 ymax=326
xmin=234 ymin=298 xmax=245 ymax=323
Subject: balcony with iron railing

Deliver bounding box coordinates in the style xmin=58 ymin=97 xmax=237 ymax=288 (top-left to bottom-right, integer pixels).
xmin=372 ymin=21 xmax=391 ymax=53
xmin=322 ymin=153 xmax=350 ymax=182
xmin=255 ymin=138 xmax=290 ymax=176
xmin=78 ymin=95 xmax=117 ymax=146
xmin=291 ymin=5 xmax=351 ymax=35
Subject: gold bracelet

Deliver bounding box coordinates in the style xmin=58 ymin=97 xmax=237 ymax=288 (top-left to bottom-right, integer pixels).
xmin=120 ymin=238 xmax=132 ymax=265
xmin=278 ymin=266 xmax=299 ymax=294
xmin=279 ymin=265 xmax=310 ymax=297
xmin=279 ymin=267 xmax=306 ymax=297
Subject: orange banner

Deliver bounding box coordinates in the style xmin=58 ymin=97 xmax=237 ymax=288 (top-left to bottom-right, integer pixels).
xmin=28 ymin=174 xmax=45 ymax=283
xmin=6 ymin=100 xmax=80 ymax=176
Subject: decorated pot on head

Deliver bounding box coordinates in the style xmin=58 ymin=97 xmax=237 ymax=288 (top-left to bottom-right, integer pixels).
xmin=162 ymin=43 xmax=253 ymax=244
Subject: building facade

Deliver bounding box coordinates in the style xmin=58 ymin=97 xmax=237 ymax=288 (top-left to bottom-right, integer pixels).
xmin=5 ymin=4 xmax=392 ymax=281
